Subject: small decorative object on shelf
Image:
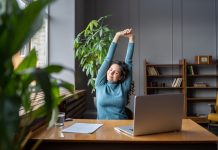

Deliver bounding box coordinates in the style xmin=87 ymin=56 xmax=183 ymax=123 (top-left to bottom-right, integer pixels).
xmin=195 ymin=55 xmax=212 ymax=64
xmin=193 ymin=82 xmax=208 ymax=87
xmin=187 ymin=65 xmax=195 ymax=75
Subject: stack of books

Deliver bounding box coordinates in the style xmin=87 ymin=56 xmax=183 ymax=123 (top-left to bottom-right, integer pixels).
xmin=147 ymin=66 xmax=159 ymax=75
xmin=172 ymin=78 xmax=183 ymax=87
xmin=193 ymin=82 xmax=208 ymax=87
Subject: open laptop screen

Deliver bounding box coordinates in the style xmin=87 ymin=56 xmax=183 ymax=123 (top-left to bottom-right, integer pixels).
xmin=115 ymin=94 xmax=184 ymax=136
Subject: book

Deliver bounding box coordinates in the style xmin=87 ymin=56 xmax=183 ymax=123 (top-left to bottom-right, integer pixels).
xmin=172 ymin=78 xmax=177 ymax=87
xmin=193 ymin=82 xmax=207 ymax=87
xmin=188 ymin=66 xmax=195 ymax=75
xmin=176 ymin=78 xmax=183 ymax=87
xmin=172 ymin=78 xmax=182 ymax=87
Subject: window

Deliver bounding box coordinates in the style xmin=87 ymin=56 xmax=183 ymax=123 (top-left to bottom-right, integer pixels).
xmin=30 ymin=10 xmax=48 ymax=68
xmin=13 ymin=0 xmax=48 ymax=68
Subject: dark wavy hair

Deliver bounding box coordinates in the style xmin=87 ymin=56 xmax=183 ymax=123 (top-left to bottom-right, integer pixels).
xmin=111 ymin=60 xmax=129 ymax=82
xmin=111 ymin=60 xmax=135 ymax=104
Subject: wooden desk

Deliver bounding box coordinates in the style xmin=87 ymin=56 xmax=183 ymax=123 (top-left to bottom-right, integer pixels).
xmin=27 ymin=119 xmax=217 ymax=150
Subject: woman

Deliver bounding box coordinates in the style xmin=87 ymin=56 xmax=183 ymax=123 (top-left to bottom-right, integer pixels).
xmin=95 ymin=28 xmax=134 ymax=120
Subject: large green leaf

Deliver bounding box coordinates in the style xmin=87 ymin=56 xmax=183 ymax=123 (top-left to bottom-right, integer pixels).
xmin=0 ymin=95 xmax=20 ymax=150
xmin=57 ymin=79 xmax=75 ymax=93
xmin=15 ymin=49 xmax=37 ymax=72
xmin=34 ymin=69 xmax=53 ymax=119
xmin=0 ymin=0 xmax=73 ymax=150
xmin=44 ymin=65 xmax=64 ymax=73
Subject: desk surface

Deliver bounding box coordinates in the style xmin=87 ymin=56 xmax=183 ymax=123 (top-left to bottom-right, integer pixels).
xmin=31 ymin=119 xmax=217 ymax=143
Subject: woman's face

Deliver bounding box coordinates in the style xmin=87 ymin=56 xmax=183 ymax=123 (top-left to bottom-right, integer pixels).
xmin=107 ymin=64 xmax=122 ymax=83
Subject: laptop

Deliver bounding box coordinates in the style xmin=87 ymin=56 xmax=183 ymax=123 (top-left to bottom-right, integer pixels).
xmin=114 ymin=94 xmax=184 ymax=136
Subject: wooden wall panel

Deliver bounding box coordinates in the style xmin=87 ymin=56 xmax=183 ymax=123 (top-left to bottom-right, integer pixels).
xmin=79 ymin=0 xmax=218 ymax=116
xmin=182 ymin=0 xmax=216 ymax=63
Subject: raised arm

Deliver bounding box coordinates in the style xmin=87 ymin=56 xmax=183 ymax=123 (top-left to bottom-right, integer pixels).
xmin=123 ymin=31 xmax=135 ymax=88
xmin=95 ymin=32 xmax=122 ymax=86
xmin=95 ymin=29 xmax=134 ymax=87
xmin=95 ymin=42 xmax=116 ymax=86
xmin=125 ymin=31 xmax=134 ymax=63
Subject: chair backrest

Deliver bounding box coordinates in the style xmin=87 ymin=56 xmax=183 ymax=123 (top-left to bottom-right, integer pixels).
xmin=125 ymin=107 xmax=133 ymax=119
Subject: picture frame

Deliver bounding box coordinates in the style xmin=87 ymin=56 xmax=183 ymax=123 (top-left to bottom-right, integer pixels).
xmin=195 ymin=55 xmax=212 ymax=64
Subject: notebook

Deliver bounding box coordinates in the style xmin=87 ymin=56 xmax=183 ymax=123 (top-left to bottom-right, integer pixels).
xmin=114 ymin=94 xmax=184 ymax=136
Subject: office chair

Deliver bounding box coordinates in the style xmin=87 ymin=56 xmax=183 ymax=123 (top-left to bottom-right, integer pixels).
xmin=208 ymin=92 xmax=218 ymax=129
xmin=125 ymin=106 xmax=133 ymax=119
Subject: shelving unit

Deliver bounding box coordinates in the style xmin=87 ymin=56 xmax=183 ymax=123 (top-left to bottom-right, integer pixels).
xmin=185 ymin=62 xmax=218 ymax=123
xmin=144 ymin=59 xmax=185 ymax=95
xmin=144 ymin=59 xmax=218 ymax=123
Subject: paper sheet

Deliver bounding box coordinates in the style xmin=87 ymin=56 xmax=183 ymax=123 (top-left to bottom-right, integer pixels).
xmin=62 ymin=123 xmax=103 ymax=134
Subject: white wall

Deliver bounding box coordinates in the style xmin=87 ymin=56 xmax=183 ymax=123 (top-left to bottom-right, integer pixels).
xmin=48 ymin=0 xmax=75 ymax=84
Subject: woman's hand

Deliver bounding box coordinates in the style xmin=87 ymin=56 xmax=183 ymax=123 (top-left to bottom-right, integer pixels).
xmin=113 ymin=28 xmax=134 ymax=43
xmin=116 ymin=28 xmax=132 ymax=37
xmin=123 ymin=28 xmax=134 ymax=43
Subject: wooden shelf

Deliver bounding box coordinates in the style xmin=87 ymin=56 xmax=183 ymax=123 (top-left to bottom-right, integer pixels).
xmin=186 ymin=61 xmax=218 ymax=123
xmin=147 ymin=75 xmax=182 ymax=77
xmin=187 ymin=97 xmax=216 ymax=101
xmin=186 ymin=116 xmax=209 ymax=123
xmin=147 ymin=87 xmax=183 ymax=89
xmin=146 ymin=64 xmax=182 ymax=67
xmin=145 ymin=59 xmax=218 ymax=124
xmin=187 ymin=97 xmax=216 ymax=100
xmin=187 ymin=63 xmax=218 ymax=66
xmin=187 ymin=74 xmax=218 ymax=77
xmin=187 ymin=87 xmax=218 ymax=89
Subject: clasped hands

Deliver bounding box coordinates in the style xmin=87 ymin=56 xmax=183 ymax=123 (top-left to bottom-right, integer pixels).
xmin=114 ymin=28 xmax=134 ymax=43
xmin=116 ymin=28 xmax=134 ymax=38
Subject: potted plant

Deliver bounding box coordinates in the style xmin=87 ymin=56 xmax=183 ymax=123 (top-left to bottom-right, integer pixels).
xmin=0 ymin=0 xmax=74 ymax=149
xmin=74 ymin=15 xmax=114 ymax=93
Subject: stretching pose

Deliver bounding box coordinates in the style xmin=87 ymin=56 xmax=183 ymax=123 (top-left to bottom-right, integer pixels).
xmin=95 ymin=28 xmax=134 ymax=120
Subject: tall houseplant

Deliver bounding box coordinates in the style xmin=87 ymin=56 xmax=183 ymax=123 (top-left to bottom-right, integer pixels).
xmin=74 ymin=16 xmax=114 ymax=93
xmin=0 ymin=0 xmax=74 ymax=150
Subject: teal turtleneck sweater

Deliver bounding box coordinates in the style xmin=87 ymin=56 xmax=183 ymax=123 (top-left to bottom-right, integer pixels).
xmin=95 ymin=42 xmax=134 ymax=120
